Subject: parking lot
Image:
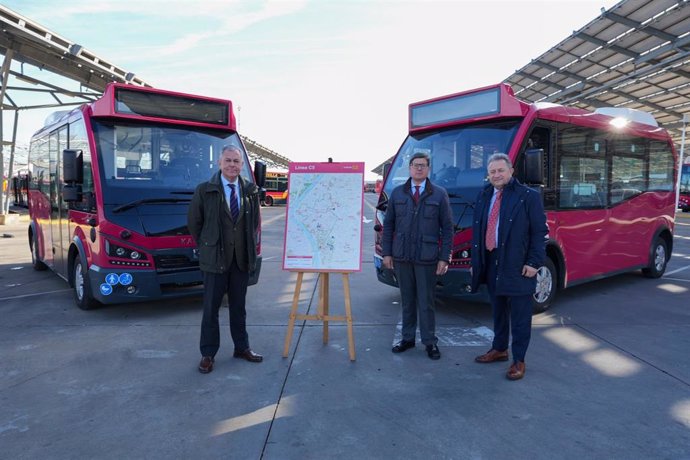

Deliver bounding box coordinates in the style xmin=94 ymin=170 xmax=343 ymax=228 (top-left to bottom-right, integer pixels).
xmin=1 ymin=195 xmax=689 ymax=459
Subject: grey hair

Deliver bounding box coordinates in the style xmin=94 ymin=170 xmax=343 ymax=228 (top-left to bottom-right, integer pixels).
xmin=487 ymin=153 xmax=512 ymax=168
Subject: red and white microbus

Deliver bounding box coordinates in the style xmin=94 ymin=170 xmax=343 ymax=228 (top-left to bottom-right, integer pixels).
xmin=374 ymin=83 xmax=677 ymax=312
xmin=28 ymin=83 xmax=266 ymax=309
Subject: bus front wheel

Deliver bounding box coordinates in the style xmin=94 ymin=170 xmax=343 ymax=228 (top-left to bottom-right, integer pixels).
xmin=31 ymin=234 xmax=47 ymax=271
xmin=73 ymin=254 xmax=99 ymax=310
xmin=642 ymin=237 xmax=668 ymax=279
xmin=265 ymin=195 xmax=274 ymax=206
xmin=533 ymin=258 xmax=557 ymax=314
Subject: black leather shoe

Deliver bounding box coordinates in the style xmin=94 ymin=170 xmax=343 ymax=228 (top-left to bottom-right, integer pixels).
xmin=392 ymin=340 xmax=415 ymax=353
xmin=198 ymin=356 xmax=214 ymax=374
xmin=426 ymin=344 xmax=441 ymax=360
xmin=233 ymin=348 xmax=263 ymax=363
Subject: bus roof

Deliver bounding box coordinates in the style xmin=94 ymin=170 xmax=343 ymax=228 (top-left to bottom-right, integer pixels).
xmin=90 ymin=83 xmax=236 ymax=131
xmin=408 ymin=82 xmax=671 ymax=142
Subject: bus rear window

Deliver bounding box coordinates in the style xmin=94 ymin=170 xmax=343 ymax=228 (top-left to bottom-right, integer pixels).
xmin=115 ymin=88 xmax=229 ymax=125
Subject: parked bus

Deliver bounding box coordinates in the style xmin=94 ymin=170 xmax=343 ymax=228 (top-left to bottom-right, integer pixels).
xmin=262 ymin=170 xmax=288 ymax=206
xmin=374 ymin=83 xmax=677 ymax=312
xmin=679 ymin=163 xmax=690 ymax=212
xmin=27 ymin=83 xmax=266 ymax=310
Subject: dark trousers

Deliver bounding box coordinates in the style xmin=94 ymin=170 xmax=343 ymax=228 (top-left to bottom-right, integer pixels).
xmin=486 ymin=250 xmax=532 ymax=363
xmin=394 ymin=261 xmax=438 ymax=346
xmin=199 ymin=259 xmax=250 ymax=357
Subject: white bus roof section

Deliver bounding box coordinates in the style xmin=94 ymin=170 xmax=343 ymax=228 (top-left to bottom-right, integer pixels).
xmin=504 ymin=0 xmax=690 ymax=148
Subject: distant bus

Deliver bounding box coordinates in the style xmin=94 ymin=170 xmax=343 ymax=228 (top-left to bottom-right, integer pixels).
xmin=374 ymin=83 xmax=677 ymax=312
xmin=374 ymin=178 xmax=383 ymax=195
xmin=28 ymin=83 xmax=266 ymax=310
xmin=262 ymin=171 xmax=288 ymax=206
xmin=679 ymin=163 xmax=690 ymax=212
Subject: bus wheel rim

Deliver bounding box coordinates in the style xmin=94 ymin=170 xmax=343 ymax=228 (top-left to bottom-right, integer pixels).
xmin=654 ymin=245 xmax=666 ymax=271
xmin=534 ymin=267 xmax=552 ymax=303
xmin=75 ymin=263 xmax=84 ymax=300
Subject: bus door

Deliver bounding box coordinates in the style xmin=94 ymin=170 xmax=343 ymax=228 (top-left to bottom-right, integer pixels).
xmin=49 ymin=127 xmax=71 ymax=277
xmin=554 ymin=128 xmax=611 ymax=282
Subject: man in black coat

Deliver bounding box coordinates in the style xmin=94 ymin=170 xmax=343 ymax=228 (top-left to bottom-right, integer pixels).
xmin=187 ymin=145 xmax=263 ymax=374
xmin=471 ymin=153 xmax=548 ymax=380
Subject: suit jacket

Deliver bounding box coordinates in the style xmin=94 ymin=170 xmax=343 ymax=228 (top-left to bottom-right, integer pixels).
xmin=187 ymin=171 xmax=260 ymax=274
xmin=470 ymin=177 xmax=548 ymax=296
xmin=381 ymin=177 xmax=453 ymax=265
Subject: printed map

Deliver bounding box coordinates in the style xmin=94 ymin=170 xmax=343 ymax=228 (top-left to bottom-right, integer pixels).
xmin=283 ymin=163 xmax=364 ymax=271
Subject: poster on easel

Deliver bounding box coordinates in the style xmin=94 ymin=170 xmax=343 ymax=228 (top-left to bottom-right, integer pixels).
xmin=282 ymin=162 xmax=364 ymax=272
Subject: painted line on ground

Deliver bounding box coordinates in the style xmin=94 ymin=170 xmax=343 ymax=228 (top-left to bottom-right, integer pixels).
xmin=665 ymin=264 xmax=690 ymax=276
xmin=0 ymin=288 xmax=71 ymax=302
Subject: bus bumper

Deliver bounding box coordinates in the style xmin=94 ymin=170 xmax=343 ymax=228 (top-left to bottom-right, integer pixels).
xmin=374 ymin=255 xmax=487 ymax=302
xmin=88 ymin=257 xmax=262 ymax=304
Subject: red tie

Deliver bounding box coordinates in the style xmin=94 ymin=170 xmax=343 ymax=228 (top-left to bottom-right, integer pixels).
xmin=485 ymin=189 xmax=502 ymax=251
xmin=413 ymin=185 xmax=420 ymax=204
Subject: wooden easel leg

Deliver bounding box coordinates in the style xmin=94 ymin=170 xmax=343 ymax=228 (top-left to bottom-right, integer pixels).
xmin=283 ymin=272 xmax=304 ymax=358
xmin=322 ymin=273 xmax=330 ymax=344
xmin=342 ymin=273 xmax=356 ymax=361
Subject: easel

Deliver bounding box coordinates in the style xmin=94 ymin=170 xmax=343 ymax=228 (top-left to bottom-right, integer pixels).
xmin=282 ymin=271 xmax=356 ymax=361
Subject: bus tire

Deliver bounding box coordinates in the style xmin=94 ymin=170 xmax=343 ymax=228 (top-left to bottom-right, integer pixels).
xmin=31 ymin=234 xmax=47 ymax=271
xmin=265 ymin=195 xmax=274 ymax=206
xmin=642 ymin=237 xmax=668 ymax=279
xmin=533 ymin=257 xmax=556 ymax=314
xmin=73 ymin=254 xmax=99 ymax=310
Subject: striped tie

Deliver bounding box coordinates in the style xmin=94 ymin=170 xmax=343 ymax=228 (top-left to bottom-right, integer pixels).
xmin=228 ymin=183 xmax=239 ymax=221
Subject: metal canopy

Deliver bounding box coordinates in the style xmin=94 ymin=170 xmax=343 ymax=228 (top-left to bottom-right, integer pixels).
xmin=504 ymin=0 xmax=690 ymax=148
xmin=0 ymin=5 xmax=150 ymax=93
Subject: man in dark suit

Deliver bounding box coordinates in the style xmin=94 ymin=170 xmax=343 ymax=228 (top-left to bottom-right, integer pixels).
xmin=471 ymin=153 xmax=547 ymax=380
xmin=382 ymin=152 xmax=453 ymax=360
xmin=188 ymin=145 xmax=263 ymax=374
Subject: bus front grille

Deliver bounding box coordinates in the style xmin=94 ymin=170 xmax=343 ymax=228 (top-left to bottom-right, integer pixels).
xmin=154 ymin=254 xmax=199 ymax=272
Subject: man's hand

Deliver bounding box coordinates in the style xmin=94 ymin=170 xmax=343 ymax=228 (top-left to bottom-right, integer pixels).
xmin=436 ymin=260 xmax=449 ymax=276
xmin=383 ymin=256 xmax=394 ymax=270
xmin=522 ymin=264 xmax=538 ymax=278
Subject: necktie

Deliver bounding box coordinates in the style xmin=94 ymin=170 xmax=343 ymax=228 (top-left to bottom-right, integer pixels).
xmin=228 ymin=183 xmax=239 ymax=221
xmin=413 ymin=185 xmax=420 ymax=204
xmin=485 ymin=189 xmax=502 ymax=251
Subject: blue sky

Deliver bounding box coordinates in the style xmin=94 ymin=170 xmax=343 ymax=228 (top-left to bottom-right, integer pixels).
xmin=3 ymin=0 xmax=619 ymax=177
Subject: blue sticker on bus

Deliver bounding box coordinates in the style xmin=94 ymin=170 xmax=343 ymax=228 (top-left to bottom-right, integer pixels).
xmin=100 ymin=283 xmax=113 ymax=296
xmin=118 ymin=273 xmax=133 ymax=286
xmin=106 ymin=273 xmax=119 ymax=285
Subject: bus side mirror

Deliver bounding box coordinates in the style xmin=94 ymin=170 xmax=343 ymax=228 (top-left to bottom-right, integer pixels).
xmin=63 ymin=184 xmax=82 ymax=202
xmin=254 ymin=161 xmax=266 ymax=188
xmin=524 ymin=148 xmax=544 ymax=185
xmin=63 ymin=149 xmax=84 ymax=184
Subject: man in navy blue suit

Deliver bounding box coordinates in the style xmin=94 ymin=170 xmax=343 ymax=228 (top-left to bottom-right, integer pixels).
xmin=471 ymin=153 xmax=547 ymax=380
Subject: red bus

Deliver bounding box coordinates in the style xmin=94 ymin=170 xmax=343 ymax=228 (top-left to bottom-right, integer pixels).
xmin=27 ymin=83 xmax=266 ymax=310
xmin=262 ymin=171 xmax=288 ymax=206
xmin=374 ymin=83 xmax=677 ymax=312
xmin=679 ymin=163 xmax=690 ymax=212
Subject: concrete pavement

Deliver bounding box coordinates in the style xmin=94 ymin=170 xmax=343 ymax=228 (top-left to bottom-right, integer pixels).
xmin=1 ymin=203 xmax=689 ymax=459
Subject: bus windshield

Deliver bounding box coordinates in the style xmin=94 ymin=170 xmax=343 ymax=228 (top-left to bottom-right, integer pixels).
xmin=93 ymin=121 xmax=252 ymax=203
xmin=383 ymin=120 xmax=521 ymax=226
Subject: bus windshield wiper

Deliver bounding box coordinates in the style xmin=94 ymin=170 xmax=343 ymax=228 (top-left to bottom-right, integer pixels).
xmin=113 ymin=198 xmax=191 ymax=213
xmin=448 ymin=193 xmax=474 ymax=207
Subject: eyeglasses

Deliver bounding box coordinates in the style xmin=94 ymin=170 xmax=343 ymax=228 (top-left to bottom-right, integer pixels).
xmin=410 ymin=163 xmax=428 ymax=169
